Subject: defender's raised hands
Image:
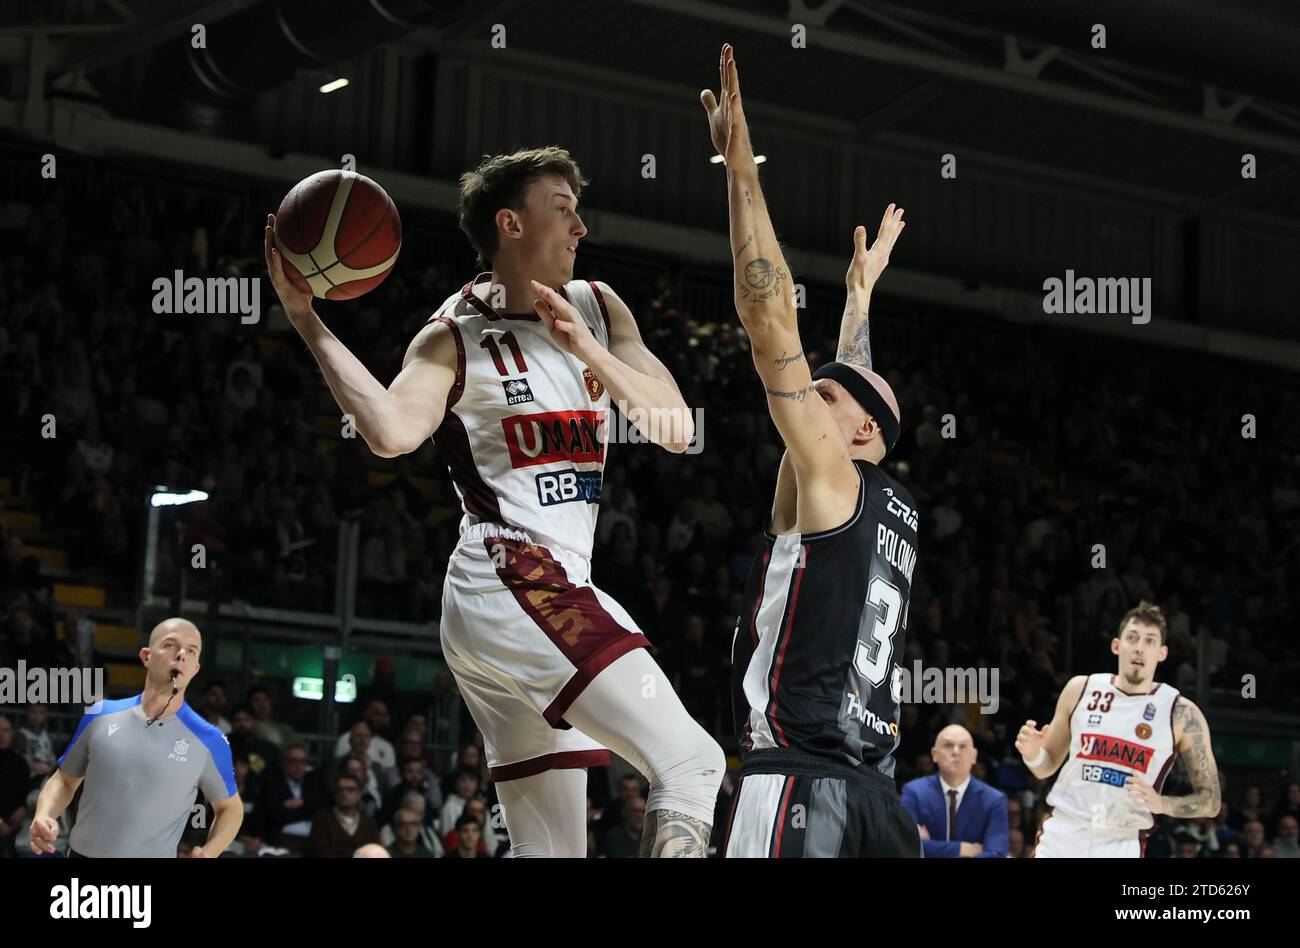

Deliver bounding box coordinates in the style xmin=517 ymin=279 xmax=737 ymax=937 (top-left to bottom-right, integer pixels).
xmin=700 ymin=44 xmax=755 ymax=172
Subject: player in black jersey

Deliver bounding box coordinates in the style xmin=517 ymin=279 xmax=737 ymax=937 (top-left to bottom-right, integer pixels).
xmin=701 ymin=44 xmax=921 ymax=857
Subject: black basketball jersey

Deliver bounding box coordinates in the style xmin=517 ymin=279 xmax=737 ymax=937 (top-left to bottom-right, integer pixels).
xmin=731 ymin=459 xmax=919 ymax=775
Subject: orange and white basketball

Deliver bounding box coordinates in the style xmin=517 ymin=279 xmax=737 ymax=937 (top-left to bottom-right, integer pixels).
xmin=273 ymin=169 xmax=401 ymax=300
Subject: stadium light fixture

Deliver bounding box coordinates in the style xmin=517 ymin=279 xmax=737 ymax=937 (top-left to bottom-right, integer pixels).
xmin=149 ymin=488 xmax=209 ymax=507
xmin=319 ymin=78 xmax=349 ymax=94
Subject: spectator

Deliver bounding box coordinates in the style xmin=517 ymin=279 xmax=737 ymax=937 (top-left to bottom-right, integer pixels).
xmin=379 ymin=791 xmax=443 ymax=854
xmin=261 ymin=743 xmax=325 ymax=849
xmin=597 ymin=794 xmax=646 ymax=858
xmin=440 ymin=766 xmax=482 ymax=833
xmin=227 ymin=705 xmax=280 ymax=777
xmin=387 ymin=807 xmax=437 ymax=858
xmin=247 ymin=685 xmax=300 ymax=750
xmin=310 ymin=774 xmax=380 ymax=858
xmin=15 ymin=703 xmax=56 ymax=782
xmin=900 ymin=725 xmax=1008 ymax=858
xmin=334 ymin=722 xmax=390 ymax=797
xmin=442 ymin=813 xmax=491 ymax=859
xmin=442 ymin=797 xmax=501 ymax=857
xmin=1007 ymin=827 xmax=1025 ymax=858
xmin=596 ymin=773 xmax=646 ymax=836
xmin=381 ymin=755 xmax=440 ymax=827
xmin=1240 ymin=820 xmax=1267 ymax=858
xmin=199 ymin=682 xmax=232 ymax=735
xmin=441 ymin=742 xmax=488 ymax=798
xmin=341 ymin=756 xmax=382 ymax=819
xmin=333 ymin=700 xmax=396 ymax=772
xmin=1275 ymin=815 xmax=1300 ymax=858
xmin=230 ymin=755 xmax=265 ymax=856
xmin=353 ymin=843 xmax=390 ymax=858
xmin=0 ymin=715 xmax=31 ymax=857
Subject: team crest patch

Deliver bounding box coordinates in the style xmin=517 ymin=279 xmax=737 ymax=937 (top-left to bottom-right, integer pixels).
xmin=1143 ymin=702 xmax=1157 ymax=721
xmin=1135 ymin=723 xmax=1153 ymax=740
xmin=583 ymin=367 xmax=604 ymax=400
xmin=502 ymin=378 xmax=534 ymax=405
xmin=1088 ymin=713 xmax=1103 ymax=726
xmin=173 ymin=740 xmax=190 ymax=755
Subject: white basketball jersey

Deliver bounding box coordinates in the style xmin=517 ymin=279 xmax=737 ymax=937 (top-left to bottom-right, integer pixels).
xmin=1046 ymin=673 xmax=1180 ymax=831
xmin=428 ymin=273 xmax=613 ymax=560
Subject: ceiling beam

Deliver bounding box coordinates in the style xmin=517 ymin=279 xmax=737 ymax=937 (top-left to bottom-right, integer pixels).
xmin=50 ymin=0 xmax=262 ymax=74
xmin=616 ymin=0 xmax=1300 ymax=158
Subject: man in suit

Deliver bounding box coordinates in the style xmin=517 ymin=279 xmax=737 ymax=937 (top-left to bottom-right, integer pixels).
xmin=900 ymin=724 xmax=1008 ymax=858
xmin=260 ymin=743 xmax=327 ymax=851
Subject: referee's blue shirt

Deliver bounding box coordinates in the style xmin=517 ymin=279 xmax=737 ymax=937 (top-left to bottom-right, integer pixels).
xmin=57 ymin=695 xmax=237 ymax=857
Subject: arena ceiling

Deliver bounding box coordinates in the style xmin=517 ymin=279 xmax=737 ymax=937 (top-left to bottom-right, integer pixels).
xmin=7 ymin=0 xmax=1300 ymax=223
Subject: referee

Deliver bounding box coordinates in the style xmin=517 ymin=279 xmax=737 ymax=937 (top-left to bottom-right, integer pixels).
xmin=28 ymin=617 xmax=243 ymax=857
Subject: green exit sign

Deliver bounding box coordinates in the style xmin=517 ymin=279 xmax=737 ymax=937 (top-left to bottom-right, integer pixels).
xmin=292 ymin=676 xmax=358 ymax=703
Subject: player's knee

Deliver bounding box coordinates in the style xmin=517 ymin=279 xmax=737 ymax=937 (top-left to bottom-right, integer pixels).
xmin=654 ymin=726 xmax=725 ymax=802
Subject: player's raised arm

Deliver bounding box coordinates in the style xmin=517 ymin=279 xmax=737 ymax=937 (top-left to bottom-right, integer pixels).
xmin=700 ymin=45 xmax=853 ymax=489
xmin=837 ymin=205 xmax=905 ymax=371
xmin=1016 ymin=674 xmax=1085 ymax=779
xmin=1126 ymin=698 xmax=1222 ymax=819
xmin=264 ymin=216 xmax=457 ymax=458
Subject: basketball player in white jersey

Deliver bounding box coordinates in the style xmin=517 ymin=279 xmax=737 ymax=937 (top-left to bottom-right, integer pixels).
xmin=1016 ymin=601 xmax=1221 ymax=857
xmin=262 ymin=147 xmax=724 ymax=857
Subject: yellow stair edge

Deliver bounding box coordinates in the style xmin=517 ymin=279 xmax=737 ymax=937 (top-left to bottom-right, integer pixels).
xmin=106 ymin=664 xmax=147 ymax=688
xmin=94 ymin=624 xmax=140 ymax=650
xmin=54 ymin=583 xmax=106 ymax=608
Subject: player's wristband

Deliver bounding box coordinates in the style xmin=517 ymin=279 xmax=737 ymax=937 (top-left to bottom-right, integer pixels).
xmin=1023 ymin=747 xmax=1047 ymax=769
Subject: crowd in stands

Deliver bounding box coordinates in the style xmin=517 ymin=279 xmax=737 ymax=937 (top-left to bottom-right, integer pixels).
xmin=2 ymin=149 xmax=1299 ymax=857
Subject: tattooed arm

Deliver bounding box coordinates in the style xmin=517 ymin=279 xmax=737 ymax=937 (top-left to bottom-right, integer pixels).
xmin=640 ymin=808 xmax=711 ymax=858
xmin=700 ymin=45 xmax=857 ymax=530
xmin=836 ymin=205 xmax=906 ymax=370
xmin=1125 ymin=698 xmax=1222 ymax=819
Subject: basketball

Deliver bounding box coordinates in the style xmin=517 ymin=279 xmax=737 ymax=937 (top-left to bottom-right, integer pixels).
xmin=272 ymin=169 xmax=401 ymax=300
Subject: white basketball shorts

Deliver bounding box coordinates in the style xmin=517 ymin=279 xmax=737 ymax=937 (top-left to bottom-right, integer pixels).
xmin=439 ymin=522 xmax=651 ymax=782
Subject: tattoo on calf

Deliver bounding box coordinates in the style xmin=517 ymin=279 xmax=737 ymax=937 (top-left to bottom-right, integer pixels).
xmin=640 ymin=808 xmax=710 ymax=858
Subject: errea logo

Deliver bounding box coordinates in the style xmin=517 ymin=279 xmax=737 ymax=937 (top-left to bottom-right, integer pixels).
xmin=502 ymin=378 xmax=534 ymax=405
xmin=168 ymin=739 xmax=190 ymax=763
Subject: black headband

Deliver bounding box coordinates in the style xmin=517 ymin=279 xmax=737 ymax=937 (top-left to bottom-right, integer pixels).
xmin=812 ymin=362 xmax=900 ymax=454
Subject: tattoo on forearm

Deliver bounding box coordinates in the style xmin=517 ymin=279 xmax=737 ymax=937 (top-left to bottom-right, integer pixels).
xmin=765 ymin=385 xmax=812 ymax=401
xmin=836 ymin=318 xmax=872 ymax=370
xmin=773 ymin=350 xmax=805 ymax=369
xmin=734 ymin=234 xmax=753 ymax=259
xmin=640 ymin=808 xmax=710 ymax=858
xmin=737 ymin=258 xmax=789 ymax=304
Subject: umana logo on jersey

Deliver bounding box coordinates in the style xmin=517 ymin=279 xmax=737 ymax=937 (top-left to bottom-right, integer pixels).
xmin=1077 ymin=733 xmax=1154 ymax=773
xmin=503 ymin=409 xmax=606 ymax=469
